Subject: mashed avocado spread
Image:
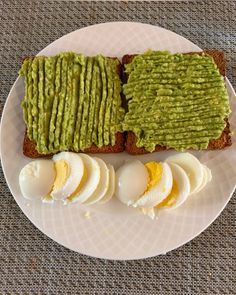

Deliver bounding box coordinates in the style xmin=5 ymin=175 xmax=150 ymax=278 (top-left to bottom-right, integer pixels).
xmin=122 ymin=50 xmax=231 ymax=151
xmin=19 ymin=52 xmax=125 ymax=154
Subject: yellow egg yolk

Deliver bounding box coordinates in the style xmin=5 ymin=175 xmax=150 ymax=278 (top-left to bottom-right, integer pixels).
xmin=67 ymin=167 xmax=88 ymax=201
xmin=144 ymin=162 xmax=163 ymax=192
xmin=52 ymin=160 xmax=70 ymax=192
xmin=156 ymin=179 xmax=178 ymax=208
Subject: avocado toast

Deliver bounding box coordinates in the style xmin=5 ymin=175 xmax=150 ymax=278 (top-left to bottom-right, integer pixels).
xmin=122 ymin=50 xmax=232 ymax=154
xmin=20 ymin=52 xmax=125 ymax=158
xmin=20 ymin=50 xmax=232 ymax=158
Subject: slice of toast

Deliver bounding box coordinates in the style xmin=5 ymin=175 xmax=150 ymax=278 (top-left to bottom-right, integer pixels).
xmin=122 ymin=50 xmax=232 ymax=155
xmin=22 ymin=57 xmax=126 ymax=158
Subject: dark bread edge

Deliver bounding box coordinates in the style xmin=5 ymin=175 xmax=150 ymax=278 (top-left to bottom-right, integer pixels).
xmin=23 ymin=131 xmax=125 ymax=158
xmin=122 ymin=50 xmax=232 ymax=155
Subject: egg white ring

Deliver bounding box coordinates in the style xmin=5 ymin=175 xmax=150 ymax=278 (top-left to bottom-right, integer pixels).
xmin=83 ymin=157 xmax=110 ymax=205
xmin=166 ymin=152 xmax=204 ymax=195
xmin=99 ymin=164 xmax=115 ymax=204
xmin=69 ymin=153 xmax=100 ymax=204
xmin=193 ymin=164 xmax=212 ymax=194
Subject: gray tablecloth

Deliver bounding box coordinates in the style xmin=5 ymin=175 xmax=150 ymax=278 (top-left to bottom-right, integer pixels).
xmin=0 ymin=0 xmax=235 ymax=294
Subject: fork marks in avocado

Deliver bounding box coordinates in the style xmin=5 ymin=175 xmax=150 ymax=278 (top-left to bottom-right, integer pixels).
xmin=60 ymin=53 xmax=74 ymax=150
xmin=49 ymin=56 xmax=62 ymax=151
xmin=92 ymin=61 xmax=102 ymax=146
xmin=20 ymin=52 xmax=123 ymax=154
xmin=86 ymin=59 xmax=98 ymax=148
xmin=31 ymin=58 xmax=39 ymax=142
xmin=73 ymin=54 xmax=87 ymax=152
xmin=80 ymin=57 xmax=94 ymax=150
xmin=54 ymin=55 xmax=68 ymax=150
xmin=122 ymin=50 xmax=231 ymax=152
xmin=26 ymin=58 xmax=34 ymax=141
xmin=67 ymin=56 xmax=81 ymax=149
xmin=20 ymin=58 xmax=30 ymax=126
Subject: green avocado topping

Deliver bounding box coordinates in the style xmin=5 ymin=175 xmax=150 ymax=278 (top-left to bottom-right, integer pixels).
xmin=37 ymin=56 xmax=45 ymax=152
xmin=66 ymin=56 xmax=81 ymax=149
xmin=73 ymin=54 xmax=87 ymax=152
xmin=48 ymin=55 xmax=62 ymax=151
xmin=86 ymin=58 xmax=98 ymax=148
xmin=92 ymin=60 xmax=102 ymax=145
xmin=26 ymin=58 xmax=34 ymax=141
xmin=19 ymin=58 xmax=30 ymax=127
xmin=122 ymin=50 xmax=231 ymax=151
xmin=19 ymin=52 xmax=124 ymax=154
xmin=80 ymin=56 xmax=94 ymax=150
xmin=60 ymin=53 xmax=74 ymax=150
xmin=31 ymin=58 xmax=39 ymax=142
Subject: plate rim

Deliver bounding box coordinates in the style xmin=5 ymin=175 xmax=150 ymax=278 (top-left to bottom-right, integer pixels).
xmin=0 ymin=21 xmax=235 ymax=260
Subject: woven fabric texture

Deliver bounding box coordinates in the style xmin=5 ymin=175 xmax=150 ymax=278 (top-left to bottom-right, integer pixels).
xmin=0 ymin=0 xmax=235 ymax=294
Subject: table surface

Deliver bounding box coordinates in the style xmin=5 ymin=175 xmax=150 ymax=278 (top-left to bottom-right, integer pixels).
xmin=0 ymin=0 xmax=235 ymax=294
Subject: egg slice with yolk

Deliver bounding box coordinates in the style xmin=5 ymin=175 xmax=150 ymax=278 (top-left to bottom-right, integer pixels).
xmin=67 ymin=153 xmax=100 ymax=204
xmin=83 ymin=157 xmax=109 ymax=205
xmin=133 ymin=162 xmax=173 ymax=208
xmin=156 ymin=162 xmax=190 ymax=210
xmin=51 ymin=152 xmax=85 ymax=201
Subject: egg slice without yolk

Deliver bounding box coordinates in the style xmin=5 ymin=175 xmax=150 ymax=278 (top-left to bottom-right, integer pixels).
xmin=19 ymin=160 xmax=55 ymax=200
xmin=99 ymin=164 xmax=115 ymax=204
xmin=166 ymin=153 xmax=204 ymax=194
xmin=193 ymin=164 xmax=212 ymax=194
xmin=83 ymin=157 xmax=109 ymax=205
xmin=115 ymin=160 xmax=149 ymax=205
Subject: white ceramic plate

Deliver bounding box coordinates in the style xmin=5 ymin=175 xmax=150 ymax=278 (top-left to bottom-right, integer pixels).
xmin=1 ymin=22 xmax=236 ymax=260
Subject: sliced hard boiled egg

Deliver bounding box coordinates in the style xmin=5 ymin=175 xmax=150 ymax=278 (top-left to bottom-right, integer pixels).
xmin=99 ymin=164 xmax=115 ymax=204
xmin=115 ymin=160 xmax=149 ymax=205
xmin=83 ymin=157 xmax=109 ymax=205
xmin=193 ymin=164 xmax=212 ymax=194
xmin=51 ymin=152 xmax=85 ymax=200
xmin=67 ymin=153 xmax=100 ymax=204
xmin=204 ymin=165 xmax=212 ymax=183
xmin=19 ymin=160 xmax=55 ymax=200
xmin=157 ymin=162 xmax=190 ymax=210
xmin=166 ymin=153 xmax=204 ymax=194
xmin=134 ymin=162 xmax=173 ymax=208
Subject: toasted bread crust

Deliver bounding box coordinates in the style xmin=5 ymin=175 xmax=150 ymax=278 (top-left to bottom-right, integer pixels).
xmin=23 ymin=132 xmax=125 ymax=158
xmin=123 ymin=50 xmax=232 ymax=154
xmin=125 ymin=120 xmax=232 ymax=155
xmin=207 ymin=119 xmax=232 ymax=149
xmin=23 ymin=132 xmax=53 ymax=158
